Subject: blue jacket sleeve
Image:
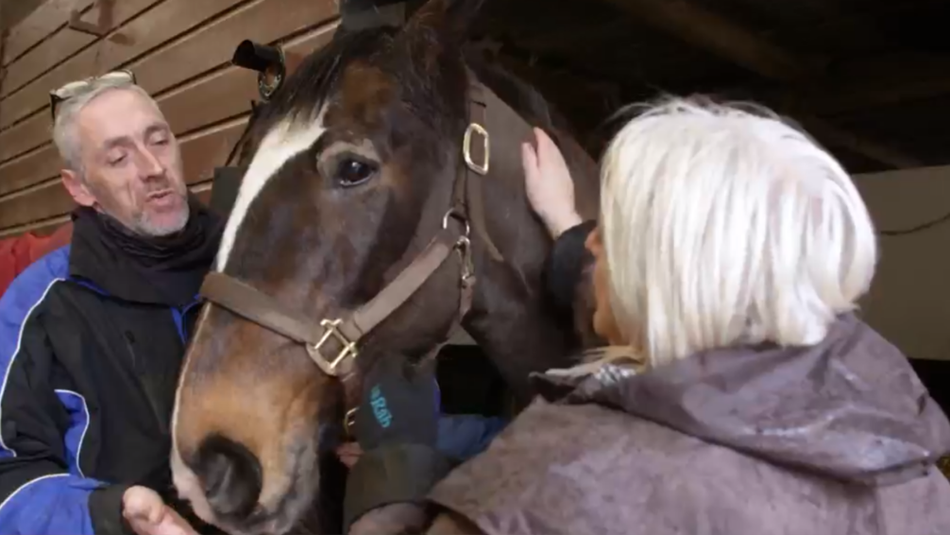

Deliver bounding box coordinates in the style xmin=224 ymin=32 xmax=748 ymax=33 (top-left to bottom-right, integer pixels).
xmin=0 ymin=255 xmax=131 ymax=535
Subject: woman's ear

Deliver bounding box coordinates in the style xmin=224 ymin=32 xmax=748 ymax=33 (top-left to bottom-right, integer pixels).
xmin=61 ymin=169 xmax=96 ymax=207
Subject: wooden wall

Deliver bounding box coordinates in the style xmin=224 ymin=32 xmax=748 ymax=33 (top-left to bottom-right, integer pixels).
xmin=0 ymin=0 xmax=341 ymax=239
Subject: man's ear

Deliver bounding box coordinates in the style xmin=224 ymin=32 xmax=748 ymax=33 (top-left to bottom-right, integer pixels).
xmin=61 ymin=169 xmax=96 ymax=207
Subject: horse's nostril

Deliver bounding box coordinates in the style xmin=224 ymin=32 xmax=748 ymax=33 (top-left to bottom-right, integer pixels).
xmin=193 ymin=434 xmax=263 ymax=520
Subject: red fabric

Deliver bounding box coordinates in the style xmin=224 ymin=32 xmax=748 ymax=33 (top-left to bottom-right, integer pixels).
xmin=30 ymin=222 xmax=73 ymax=264
xmin=0 ymin=222 xmax=74 ymax=298
xmin=0 ymin=238 xmax=17 ymax=299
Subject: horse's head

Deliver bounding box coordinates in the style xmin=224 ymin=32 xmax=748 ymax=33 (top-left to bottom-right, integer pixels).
xmin=171 ymin=1 xmax=600 ymax=533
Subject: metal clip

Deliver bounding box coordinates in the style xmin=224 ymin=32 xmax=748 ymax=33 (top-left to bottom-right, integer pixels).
xmin=463 ymin=123 xmax=490 ymax=175
xmin=454 ymin=235 xmax=474 ymax=283
xmin=344 ymin=408 xmax=358 ymax=438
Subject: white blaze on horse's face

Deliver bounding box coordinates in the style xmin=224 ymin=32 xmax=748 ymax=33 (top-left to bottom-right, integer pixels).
xmin=171 ymin=106 xmax=328 ymax=532
xmin=215 ymin=105 xmax=329 ymax=271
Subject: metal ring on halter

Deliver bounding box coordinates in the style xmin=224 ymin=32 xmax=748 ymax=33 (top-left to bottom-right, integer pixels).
xmin=344 ymin=407 xmax=358 ymax=437
xmin=441 ymin=208 xmax=471 ymax=237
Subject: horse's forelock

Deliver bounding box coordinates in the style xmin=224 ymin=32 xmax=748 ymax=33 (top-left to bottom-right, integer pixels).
xmin=256 ymin=28 xmax=397 ymax=129
xmin=218 ymin=28 xmax=408 ymax=273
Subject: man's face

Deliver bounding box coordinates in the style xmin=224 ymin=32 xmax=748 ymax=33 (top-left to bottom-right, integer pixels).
xmin=66 ymin=88 xmax=188 ymax=236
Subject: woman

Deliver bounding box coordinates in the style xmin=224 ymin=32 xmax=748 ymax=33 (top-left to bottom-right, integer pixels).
xmin=416 ymin=97 xmax=950 ymax=535
xmin=341 ymin=96 xmax=950 ymax=534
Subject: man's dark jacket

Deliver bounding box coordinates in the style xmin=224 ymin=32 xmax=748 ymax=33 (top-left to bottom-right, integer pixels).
xmin=0 ymin=202 xmax=221 ymax=534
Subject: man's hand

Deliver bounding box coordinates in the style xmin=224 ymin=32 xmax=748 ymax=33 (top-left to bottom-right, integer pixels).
xmin=337 ymin=441 xmax=363 ymax=469
xmin=123 ymin=486 xmax=198 ymax=535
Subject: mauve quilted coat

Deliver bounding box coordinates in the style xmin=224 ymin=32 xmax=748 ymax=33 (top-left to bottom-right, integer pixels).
xmin=423 ymin=314 xmax=950 ymax=535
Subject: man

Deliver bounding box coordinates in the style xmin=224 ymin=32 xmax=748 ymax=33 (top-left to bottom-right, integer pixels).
xmin=0 ymin=72 xmax=221 ymax=535
xmin=0 ymin=71 xmax=507 ymax=535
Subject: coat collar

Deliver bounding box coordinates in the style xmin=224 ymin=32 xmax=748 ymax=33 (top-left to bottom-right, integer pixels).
xmin=532 ymin=314 xmax=950 ymax=487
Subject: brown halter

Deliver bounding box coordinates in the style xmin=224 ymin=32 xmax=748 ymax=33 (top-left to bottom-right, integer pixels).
xmin=198 ymin=76 xmax=520 ymax=434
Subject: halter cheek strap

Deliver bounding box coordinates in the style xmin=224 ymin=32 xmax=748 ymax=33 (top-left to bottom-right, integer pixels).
xmin=199 ymin=215 xmax=474 ymax=381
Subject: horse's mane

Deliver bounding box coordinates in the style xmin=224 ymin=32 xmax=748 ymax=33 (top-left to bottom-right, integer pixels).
xmin=250 ymin=28 xmax=397 ymax=133
xmin=461 ymin=48 xmax=597 ymax=180
xmin=462 ymin=48 xmax=571 ymax=138
xmin=239 ymin=25 xmax=585 ymax=163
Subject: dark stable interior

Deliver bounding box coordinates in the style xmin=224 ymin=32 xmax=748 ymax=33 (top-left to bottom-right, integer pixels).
xmin=214 ymin=0 xmax=950 ymax=419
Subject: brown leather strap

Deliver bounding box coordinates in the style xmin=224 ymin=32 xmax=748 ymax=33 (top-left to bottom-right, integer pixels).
xmin=464 ymin=80 xmax=505 ymax=263
xmin=348 ymin=229 xmax=459 ymax=340
xmin=200 ymin=226 xmax=466 ymax=379
xmin=200 ymin=272 xmax=319 ymax=345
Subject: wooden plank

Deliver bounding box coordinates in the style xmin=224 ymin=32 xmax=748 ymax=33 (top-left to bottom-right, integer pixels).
xmin=0 ymin=214 xmax=71 ymax=239
xmin=0 ymin=0 xmax=246 ymax=131
xmin=0 ymin=116 xmax=248 ymax=229
xmin=0 ymin=180 xmax=214 ymax=239
xmin=1 ymin=0 xmax=51 ymax=33
xmin=160 ymin=21 xmax=338 ymax=135
xmin=1 ymin=0 xmax=165 ymax=98
xmin=179 ymin=117 xmax=249 ymax=187
xmin=0 ymin=146 xmax=60 ymax=196
xmin=0 ymin=112 xmax=47 ymax=164
xmin=0 ymin=13 xmax=338 ymax=178
xmin=160 ymin=65 xmax=259 ymax=136
xmin=0 ymin=181 xmax=74 ymax=230
xmin=0 ymin=179 xmax=213 ymax=239
xmin=2 ymin=0 xmax=96 ymax=66
xmin=128 ymin=0 xmax=338 ymax=98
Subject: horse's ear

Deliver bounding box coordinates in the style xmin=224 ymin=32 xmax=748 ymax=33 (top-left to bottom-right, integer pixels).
xmin=403 ymin=0 xmax=485 ymax=45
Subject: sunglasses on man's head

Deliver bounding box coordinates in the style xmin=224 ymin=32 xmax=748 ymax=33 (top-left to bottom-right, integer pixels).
xmin=49 ymin=69 xmax=137 ymax=121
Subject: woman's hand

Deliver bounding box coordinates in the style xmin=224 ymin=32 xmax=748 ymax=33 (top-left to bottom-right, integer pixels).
xmin=522 ymin=127 xmax=583 ymax=239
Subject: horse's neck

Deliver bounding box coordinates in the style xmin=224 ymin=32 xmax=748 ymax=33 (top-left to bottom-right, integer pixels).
xmin=462 ymin=52 xmax=601 ymax=218
xmin=458 ymin=62 xmax=601 ymax=405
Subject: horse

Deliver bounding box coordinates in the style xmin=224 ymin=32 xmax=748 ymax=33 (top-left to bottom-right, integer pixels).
xmin=170 ymin=1 xmax=601 ymax=533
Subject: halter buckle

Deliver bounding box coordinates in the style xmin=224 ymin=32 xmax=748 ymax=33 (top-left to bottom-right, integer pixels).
xmin=463 ymin=123 xmax=490 ymax=175
xmin=308 ymin=318 xmax=358 ymax=376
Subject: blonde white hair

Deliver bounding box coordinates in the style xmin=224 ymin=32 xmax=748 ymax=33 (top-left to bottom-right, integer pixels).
xmin=599 ymin=96 xmax=877 ymax=368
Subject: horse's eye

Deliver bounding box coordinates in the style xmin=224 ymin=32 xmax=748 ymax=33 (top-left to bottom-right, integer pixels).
xmin=335 ymin=158 xmax=376 ymax=187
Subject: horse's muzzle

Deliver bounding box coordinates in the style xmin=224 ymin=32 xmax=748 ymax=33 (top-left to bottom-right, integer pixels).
xmin=192 ymin=434 xmax=264 ymax=522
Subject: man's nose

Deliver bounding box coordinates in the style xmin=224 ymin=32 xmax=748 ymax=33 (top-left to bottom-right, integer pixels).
xmin=136 ymin=146 xmax=166 ymax=178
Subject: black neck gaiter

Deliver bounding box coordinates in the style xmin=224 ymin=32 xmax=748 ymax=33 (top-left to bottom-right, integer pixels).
xmin=69 ymin=196 xmax=224 ymax=307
